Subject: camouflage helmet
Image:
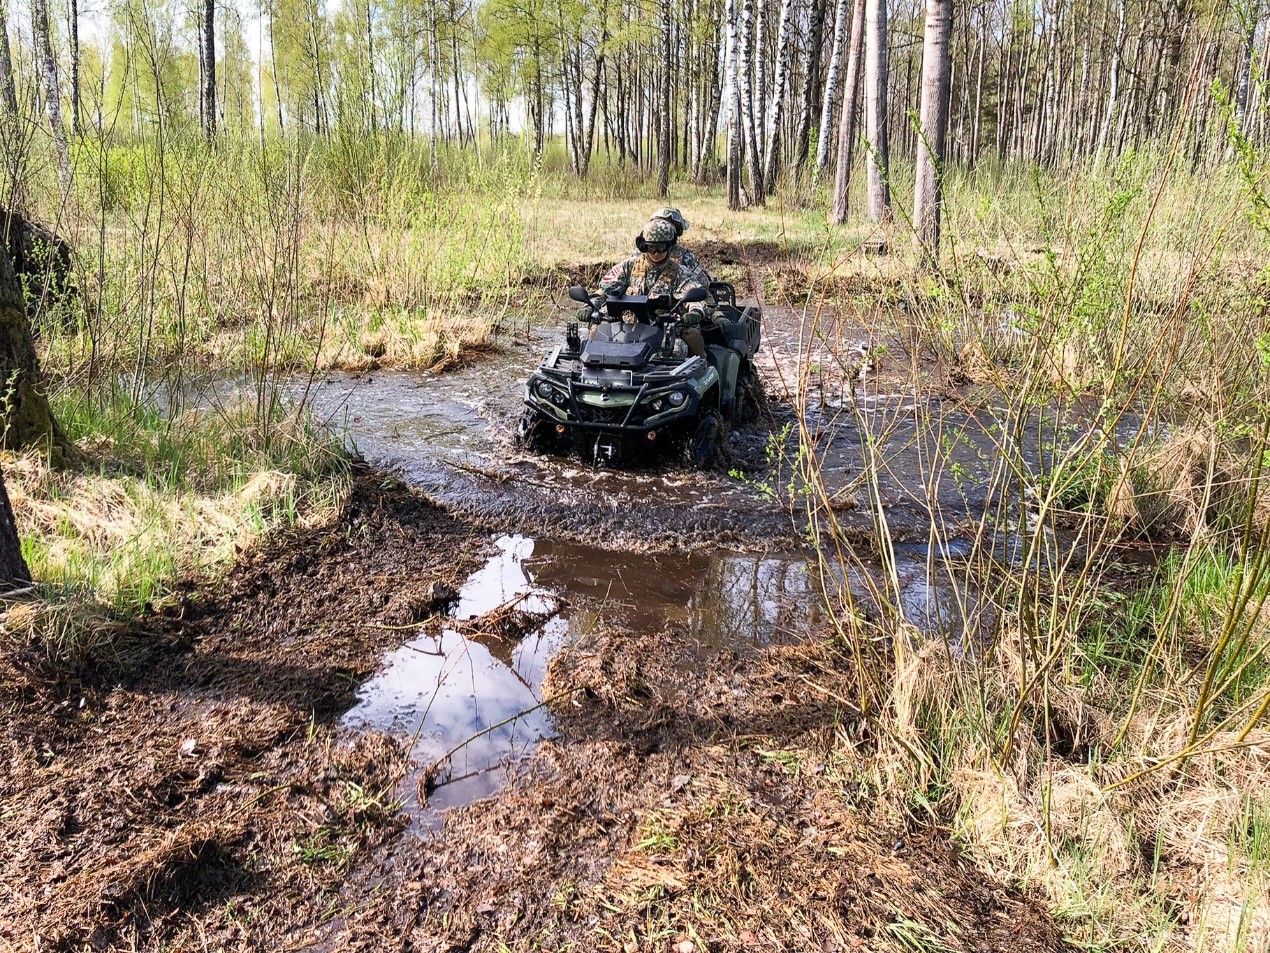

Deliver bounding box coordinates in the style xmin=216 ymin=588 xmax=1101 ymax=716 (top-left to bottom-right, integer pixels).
xmin=651 ymin=207 xmax=689 ymax=236
xmin=637 ymin=218 xmax=678 ymax=251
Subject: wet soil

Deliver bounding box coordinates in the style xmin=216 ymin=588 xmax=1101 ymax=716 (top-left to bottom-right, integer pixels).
xmin=1 ymin=473 xmax=1072 ymax=952
xmin=1 ymin=249 xmax=1088 ymax=950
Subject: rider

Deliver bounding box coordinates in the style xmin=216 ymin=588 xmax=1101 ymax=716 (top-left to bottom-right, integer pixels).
xmin=591 ymin=217 xmax=714 ymax=358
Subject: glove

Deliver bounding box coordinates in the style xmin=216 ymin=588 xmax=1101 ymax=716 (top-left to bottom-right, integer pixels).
xmin=682 ymin=307 xmax=706 ymax=327
xmin=575 ymin=305 xmax=593 ymax=322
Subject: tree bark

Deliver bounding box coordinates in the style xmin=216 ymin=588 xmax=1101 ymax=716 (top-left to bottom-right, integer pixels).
xmin=30 ymin=0 xmax=72 ymax=190
xmin=726 ymin=0 xmax=744 ymax=209
xmin=657 ymin=0 xmax=672 ymax=196
xmin=791 ymin=0 xmax=826 ymax=172
xmin=69 ymin=0 xmax=81 ymax=134
xmin=1095 ymin=0 xmax=1126 ymax=164
xmin=762 ymin=0 xmax=797 ymax=191
xmin=740 ymin=0 xmax=766 ymax=204
xmin=814 ymin=0 xmax=852 ymax=181
xmin=202 ymin=0 xmax=217 ymax=140
xmin=863 ymin=0 xmax=890 ymax=223
xmin=0 ymin=461 xmax=29 ymax=589
xmin=829 ymin=0 xmax=865 ymax=223
xmin=0 ymin=0 xmax=17 ymax=115
xmin=0 ymin=207 xmax=75 ymax=464
xmin=913 ymin=0 xmax=952 ymax=267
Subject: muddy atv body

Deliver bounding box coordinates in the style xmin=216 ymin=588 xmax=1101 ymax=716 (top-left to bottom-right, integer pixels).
xmin=517 ymin=283 xmax=762 ymax=468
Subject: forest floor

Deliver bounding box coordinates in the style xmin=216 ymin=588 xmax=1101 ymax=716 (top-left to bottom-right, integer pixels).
xmin=0 ymin=469 xmax=1073 ymax=952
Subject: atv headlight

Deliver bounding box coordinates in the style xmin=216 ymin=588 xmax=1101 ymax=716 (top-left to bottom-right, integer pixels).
xmin=535 ymin=380 xmax=554 ymax=399
xmin=667 ymin=391 xmax=686 ymax=407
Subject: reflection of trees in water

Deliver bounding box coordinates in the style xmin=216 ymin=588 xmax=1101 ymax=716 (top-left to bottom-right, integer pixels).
xmin=691 ymin=556 xmax=811 ymax=647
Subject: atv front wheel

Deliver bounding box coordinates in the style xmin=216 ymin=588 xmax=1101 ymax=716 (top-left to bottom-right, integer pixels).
xmin=681 ymin=410 xmax=727 ymax=470
xmin=515 ymin=410 xmax=560 ymax=454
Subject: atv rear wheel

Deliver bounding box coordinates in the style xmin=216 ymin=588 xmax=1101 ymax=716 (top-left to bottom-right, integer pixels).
xmin=515 ymin=410 xmax=560 ymax=454
xmin=681 ymin=410 xmax=727 ymax=470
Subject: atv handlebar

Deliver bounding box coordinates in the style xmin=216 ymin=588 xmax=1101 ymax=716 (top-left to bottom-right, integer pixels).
xmin=568 ymin=284 xmax=708 ymax=324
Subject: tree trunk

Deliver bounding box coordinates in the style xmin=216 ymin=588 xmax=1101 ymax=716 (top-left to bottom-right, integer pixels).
xmin=863 ymin=0 xmax=890 ymax=223
xmin=814 ymin=0 xmax=852 ymax=181
xmin=657 ymin=0 xmax=672 ymax=196
xmin=0 ymin=462 xmax=29 ymax=588
xmin=740 ymin=0 xmax=766 ymax=204
xmin=726 ymin=0 xmax=744 ymax=208
xmin=1095 ymin=0 xmax=1125 ymax=164
xmin=0 ymin=0 xmax=17 ymax=115
xmin=829 ymin=0 xmax=865 ymax=223
xmin=1235 ymin=0 xmax=1260 ymax=137
xmin=69 ymin=0 xmax=81 ymax=134
xmin=0 ymin=207 xmax=75 ymax=464
xmin=792 ymin=0 xmax=826 ymax=172
xmin=202 ymin=0 xmax=217 ymax=140
xmin=912 ymin=0 xmax=951 ymax=267
xmin=30 ymin=0 xmax=72 ymax=189
xmin=762 ymin=0 xmax=797 ymax=191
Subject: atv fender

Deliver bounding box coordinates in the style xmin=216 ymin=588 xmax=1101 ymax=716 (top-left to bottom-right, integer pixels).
xmin=707 ymin=346 xmax=742 ymax=420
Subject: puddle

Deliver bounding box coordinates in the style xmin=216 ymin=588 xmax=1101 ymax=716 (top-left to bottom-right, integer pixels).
xmin=342 ymin=534 xmax=823 ymax=829
xmin=343 ymin=532 xmax=982 ymax=829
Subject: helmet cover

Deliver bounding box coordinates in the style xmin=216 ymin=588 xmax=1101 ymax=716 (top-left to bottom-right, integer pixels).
xmin=640 ymin=218 xmax=678 ymax=246
xmin=651 ymin=207 xmax=689 ymax=236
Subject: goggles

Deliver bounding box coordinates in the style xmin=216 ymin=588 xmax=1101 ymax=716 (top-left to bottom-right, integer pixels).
xmin=644 ymin=242 xmax=671 ymax=253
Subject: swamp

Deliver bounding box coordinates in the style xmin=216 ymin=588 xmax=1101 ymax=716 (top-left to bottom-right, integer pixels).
xmin=2 ymin=1 xmax=1270 ymax=950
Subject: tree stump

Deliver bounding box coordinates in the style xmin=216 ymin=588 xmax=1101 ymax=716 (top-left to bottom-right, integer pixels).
xmin=1 ymin=207 xmax=76 ymax=328
xmin=0 ymin=204 xmax=78 ymax=464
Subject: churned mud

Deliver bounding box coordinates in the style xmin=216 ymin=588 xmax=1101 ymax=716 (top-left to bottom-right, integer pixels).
xmin=1 ymin=247 xmax=1084 ymax=950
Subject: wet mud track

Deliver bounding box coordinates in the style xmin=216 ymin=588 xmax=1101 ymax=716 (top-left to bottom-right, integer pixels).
xmin=0 ymin=473 xmax=1075 ymax=951
xmin=1 ymin=292 xmax=1090 ymax=949
xmin=297 ymin=302 xmax=1149 ymax=555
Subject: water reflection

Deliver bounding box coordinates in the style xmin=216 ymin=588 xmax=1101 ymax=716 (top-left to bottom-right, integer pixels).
xmin=343 ymin=534 xmax=821 ymax=827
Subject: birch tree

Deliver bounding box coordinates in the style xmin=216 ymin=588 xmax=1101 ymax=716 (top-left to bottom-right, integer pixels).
xmin=761 ymin=0 xmax=796 ymax=191
xmin=913 ymin=0 xmax=952 ymax=264
xmin=814 ymin=0 xmax=852 ymax=181
xmin=202 ymin=0 xmax=217 ymax=139
xmin=726 ymin=0 xmax=744 ymax=209
xmin=0 ymin=0 xmax=16 ymax=115
xmin=740 ymin=0 xmax=765 ymax=205
xmin=657 ymin=0 xmax=671 ymax=196
xmin=31 ymin=0 xmax=72 ymax=188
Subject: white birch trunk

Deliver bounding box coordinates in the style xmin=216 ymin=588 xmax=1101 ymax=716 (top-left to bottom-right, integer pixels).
xmin=31 ymin=0 xmax=71 ymax=189
xmin=0 ymin=0 xmax=17 ymax=115
xmin=740 ymin=0 xmax=766 ymax=204
xmin=762 ymin=0 xmax=797 ymax=190
xmin=727 ymin=0 xmax=744 ymax=208
xmin=814 ymin=0 xmax=852 ymax=182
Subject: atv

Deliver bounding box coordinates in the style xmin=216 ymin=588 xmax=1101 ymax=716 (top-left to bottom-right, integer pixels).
xmin=516 ymin=281 xmax=763 ymax=468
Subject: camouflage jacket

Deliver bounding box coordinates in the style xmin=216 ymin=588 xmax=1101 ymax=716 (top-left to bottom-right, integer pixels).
xmin=599 ymin=248 xmax=712 ymax=308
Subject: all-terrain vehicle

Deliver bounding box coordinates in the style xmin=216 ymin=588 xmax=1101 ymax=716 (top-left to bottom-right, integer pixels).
xmin=516 ymin=281 xmax=763 ymax=468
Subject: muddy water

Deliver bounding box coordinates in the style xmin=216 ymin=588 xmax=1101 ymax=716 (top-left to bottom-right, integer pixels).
xmin=174 ymin=305 xmax=1157 ymax=824
xmin=341 ymin=533 xmax=816 ymax=829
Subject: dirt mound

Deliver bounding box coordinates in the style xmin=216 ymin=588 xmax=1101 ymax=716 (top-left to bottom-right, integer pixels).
xmin=0 ymin=471 xmax=485 ymax=950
